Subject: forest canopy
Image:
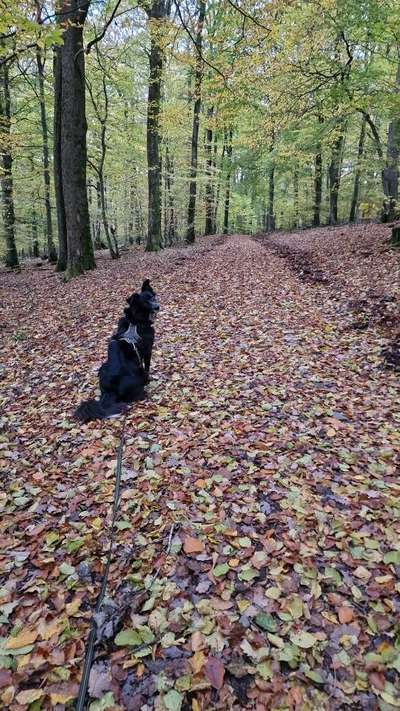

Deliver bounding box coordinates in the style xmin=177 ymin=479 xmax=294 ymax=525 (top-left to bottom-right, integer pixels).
xmin=1 ymin=0 xmax=400 ymax=275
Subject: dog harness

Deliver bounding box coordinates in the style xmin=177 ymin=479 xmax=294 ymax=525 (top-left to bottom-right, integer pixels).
xmin=119 ymin=324 xmax=143 ymax=367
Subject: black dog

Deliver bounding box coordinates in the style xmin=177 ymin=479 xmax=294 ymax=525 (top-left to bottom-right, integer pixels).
xmin=75 ymin=280 xmax=159 ymax=423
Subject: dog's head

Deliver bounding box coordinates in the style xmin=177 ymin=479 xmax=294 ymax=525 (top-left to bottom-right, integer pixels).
xmin=126 ymin=280 xmax=160 ymax=324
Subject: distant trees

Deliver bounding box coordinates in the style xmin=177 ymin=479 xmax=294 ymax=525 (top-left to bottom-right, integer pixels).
xmin=1 ymin=0 xmax=400 ymax=270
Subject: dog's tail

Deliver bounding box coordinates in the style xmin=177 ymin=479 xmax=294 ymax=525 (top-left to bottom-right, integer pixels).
xmin=74 ymin=398 xmax=127 ymax=423
xmin=74 ymin=399 xmax=105 ymax=423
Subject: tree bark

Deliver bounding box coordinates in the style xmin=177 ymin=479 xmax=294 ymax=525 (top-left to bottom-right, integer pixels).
xmin=293 ymin=167 xmax=299 ymax=228
xmin=165 ymin=141 xmax=176 ymax=245
xmin=0 ymin=61 xmax=19 ymax=268
xmin=145 ymin=1 xmax=170 ymax=251
xmin=53 ymin=42 xmax=67 ymax=271
xmin=204 ymin=106 xmax=215 ymax=235
xmin=382 ymin=50 xmax=400 ymax=220
xmin=328 ymin=124 xmax=346 ymax=225
xmin=36 ymin=47 xmax=57 ymax=262
xmin=313 ymin=151 xmax=322 ymax=227
xmin=266 ymin=135 xmax=275 ymax=232
xmin=186 ymin=0 xmax=205 ymax=244
xmin=349 ymin=114 xmax=367 ymax=222
xmin=32 ymin=208 xmax=39 ymax=258
xmin=54 ymin=0 xmax=95 ymax=278
xmin=390 ymin=226 xmax=400 ymax=247
xmin=223 ymin=128 xmax=233 ymax=235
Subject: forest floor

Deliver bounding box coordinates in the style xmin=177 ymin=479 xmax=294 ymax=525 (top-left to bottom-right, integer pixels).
xmin=1 ymin=223 xmax=400 ymax=711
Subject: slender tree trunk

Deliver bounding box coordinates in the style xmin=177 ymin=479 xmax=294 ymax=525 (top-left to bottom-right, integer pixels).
xmin=266 ymin=135 xmax=275 ymax=232
xmin=293 ymin=167 xmax=299 ymax=228
xmin=223 ymin=128 xmax=233 ymax=235
xmin=0 ymin=61 xmax=19 ymax=269
xmin=54 ymin=0 xmax=95 ymax=278
xmin=328 ymin=124 xmax=346 ymax=225
xmin=313 ymin=151 xmax=322 ymax=227
xmin=146 ymin=1 xmax=169 ymax=251
xmin=32 ymin=208 xmax=39 ymax=258
xmin=313 ymin=115 xmax=323 ymax=227
xmin=53 ymin=44 xmax=67 ymax=271
xmin=204 ymin=106 xmax=215 ymax=235
xmin=165 ymin=142 xmax=175 ymax=245
xmin=382 ymin=50 xmax=400 ymax=220
xmin=36 ymin=48 xmax=57 ymax=262
xmin=186 ymin=0 xmax=206 ymax=244
xmin=349 ymin=114 xmax=367 ymax=222
xmin=214 ymin=140 xmax=226 ymax=231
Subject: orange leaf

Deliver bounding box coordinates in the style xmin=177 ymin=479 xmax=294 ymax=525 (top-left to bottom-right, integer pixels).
xmin=183 ymin=536 xmax=205 ymax=554
xmin=338 ymin=606 xmax=355 ymax=624
xmin=4 ymin=628 xmax=38 ymax=649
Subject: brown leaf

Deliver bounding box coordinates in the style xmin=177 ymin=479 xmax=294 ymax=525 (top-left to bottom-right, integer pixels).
xmin=4 ymin=628 xmax=38 ymax=649
xmin=338 ymin=606 xmax=355 ymax=624
xmin=0 ymin=671 xmax=12 ymax=689
xmin=204 ymin=656 xmax=225 ymax=690
xmin=183 ymin=536 xmax=205 ymax=554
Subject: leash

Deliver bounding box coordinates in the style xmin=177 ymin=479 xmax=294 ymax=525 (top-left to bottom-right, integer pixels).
xmin=76 ymin=413 xmax=127 ymax=711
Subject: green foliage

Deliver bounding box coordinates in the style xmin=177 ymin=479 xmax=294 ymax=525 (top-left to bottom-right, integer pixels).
xmin=1 ymin=0 xmax=400 ymax=262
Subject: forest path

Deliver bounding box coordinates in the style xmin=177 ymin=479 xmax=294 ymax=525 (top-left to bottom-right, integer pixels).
xmin=1 ymin=230 xmax=400 ymax=710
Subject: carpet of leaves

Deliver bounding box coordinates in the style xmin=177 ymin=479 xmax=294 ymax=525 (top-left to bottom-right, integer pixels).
xmin=1 ymin=225 xmax=399 ymax=711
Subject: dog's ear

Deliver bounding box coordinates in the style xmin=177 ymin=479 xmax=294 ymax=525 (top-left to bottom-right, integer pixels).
xmin=141 ymin=279 xmax=151 ymax=292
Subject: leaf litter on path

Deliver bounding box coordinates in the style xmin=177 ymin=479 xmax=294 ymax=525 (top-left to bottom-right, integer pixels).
xmin=0 ymin=228 xmax=399 ymax=709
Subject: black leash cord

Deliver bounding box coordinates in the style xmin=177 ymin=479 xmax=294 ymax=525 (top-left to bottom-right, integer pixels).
xmin=76 ymin=415 xmax=127 ymax=711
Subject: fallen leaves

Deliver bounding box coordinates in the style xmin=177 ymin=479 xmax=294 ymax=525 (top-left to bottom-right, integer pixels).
xmin=0 ymin=228 xmax=399 ymax=709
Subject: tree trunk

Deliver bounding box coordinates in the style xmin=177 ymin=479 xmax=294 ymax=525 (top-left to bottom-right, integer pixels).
xmin=54 ymin=0 xmax=95 ymax=278
xmin=390 ymin=226 xmax=400 ymax=247
xmin=165 ymin=142 xmax=176 ymax=245
xmin=0 ymin=61 xmax=19 ymax=269
xmin=223 ymin=129 xmax=233 ymax=235
xmin=204 ymin=106 xmax=215 ymax=235
xmin=293 ymin=167 xmax=299 ymax=228
xmin=94 ymin=180 xmax=103 ymax=248
xmin=382 ymin=50 xmax=400 ymax=221
xmin=53 ymin=43 xmax=67 ymax=271
xmin=186 ymin=0 xmax=206 ymax=244
xmin=214 ymin=141 xmax=226 ymax=231
xmin=349 ymin=114 xmax=367 ymax=222
xmin=328 ymin=124 xmax=346 ymax=225
xmin=313 ymin=151 xmax=322 ymax=227
xmin=32 ymin=208 xmax=39 ymax=258
xmin=36 ymin=48 xmax=57 ymax=262
xmin=266 ymin=136 xmax=275 ymax=232
xmin=145 ymin=1 xmax=169 ymax=251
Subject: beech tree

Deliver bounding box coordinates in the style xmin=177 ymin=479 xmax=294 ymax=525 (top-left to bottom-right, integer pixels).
xmin=54 ymin=0 xmax=95 ymax=278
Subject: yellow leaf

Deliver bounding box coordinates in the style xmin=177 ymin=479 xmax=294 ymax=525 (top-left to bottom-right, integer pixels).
xmin=237 ymin=599 xmax=250 ymax=613
xmin=375 ymin=575 xmax=393 ymax=584
xmin=16 ymin=689 xmax=44 ymax=704
xmin=66 ymin=598 xmax=82 ymax=615
xmin=4 ymin=628 xmax=38 ymax=649
xmin=190 ymin=650 xmax=206 ymax=674
xmin=38 ymin=617 xmax=65 ymax=641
